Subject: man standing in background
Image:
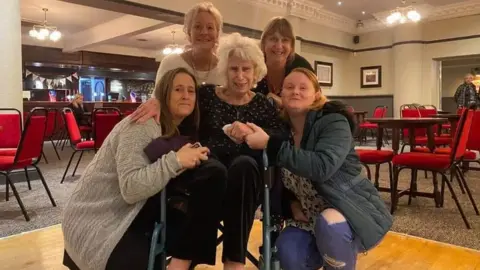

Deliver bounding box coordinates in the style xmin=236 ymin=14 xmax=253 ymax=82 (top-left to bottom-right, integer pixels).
xmin=454 ymin=73 xmax=478 ymax=108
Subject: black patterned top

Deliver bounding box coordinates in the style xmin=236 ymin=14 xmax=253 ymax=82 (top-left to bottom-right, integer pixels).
xmin=281 ymin=134 xmax=329 ymax=234
xmin=282 ymin=168 xmax=328 ymax=234
xmin=198 ymin=84 xmax=285 ymax=166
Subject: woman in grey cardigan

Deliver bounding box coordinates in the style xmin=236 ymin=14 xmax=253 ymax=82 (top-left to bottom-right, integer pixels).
xmin=62 ymin=68 xmax=227 ymax=270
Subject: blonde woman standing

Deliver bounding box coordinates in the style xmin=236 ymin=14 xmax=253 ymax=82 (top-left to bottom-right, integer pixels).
xmin=155 ymin=2 xmax=222 ymax=87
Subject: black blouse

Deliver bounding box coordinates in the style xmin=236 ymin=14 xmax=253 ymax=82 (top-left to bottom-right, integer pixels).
xmin=68 ymin=103 xmax=89 ymax=126
xmin=198 ymin=85 xmax=286 ymax=166
xmin=255 ymin=53 xmax=314 ymax=96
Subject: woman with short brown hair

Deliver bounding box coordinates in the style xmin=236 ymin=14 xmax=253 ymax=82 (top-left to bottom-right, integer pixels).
xmin=256 ymin=17 xmax=314 ymax=108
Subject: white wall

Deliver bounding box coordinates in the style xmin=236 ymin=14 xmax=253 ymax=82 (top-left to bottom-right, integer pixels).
xmin=337 ymin=14 xmax=480 ymax=106
xmin=300 ymin=43 xmax=351 ymax=95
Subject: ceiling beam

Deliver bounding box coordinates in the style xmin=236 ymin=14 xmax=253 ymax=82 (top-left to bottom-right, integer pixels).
xmin=60 ymin=0 xmax=263 ymax=38
xmin=63 ymin=15 xmax=171 ymax=52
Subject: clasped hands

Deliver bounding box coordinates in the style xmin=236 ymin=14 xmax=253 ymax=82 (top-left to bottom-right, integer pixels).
xmin=224 ymin=121 xmax=269 ymax=150
xmin=176 ymin=143 xmax=210 ymax=170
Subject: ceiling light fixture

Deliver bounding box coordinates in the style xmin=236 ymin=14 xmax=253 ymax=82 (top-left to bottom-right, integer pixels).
xmin=337 ymin=1 xmax=342 ymax=6
xmin=162 ymin=30 xmax=184 ymax=55
xmin=387 ymin=0 xmax=421 ymax=25
xmin=28 ymin=8 xmax=62 ymax=42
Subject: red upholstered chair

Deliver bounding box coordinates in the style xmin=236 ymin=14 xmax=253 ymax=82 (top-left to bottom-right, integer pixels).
xmin=391 ymin=108 xmax=479 ymax=228
xmin=358 ymin=105 xmax=388 ymax=144
xmin=61 ymin=108 xmax=95 ymax=184
xmin=0 ymin=108 xmax=22 ymax=156
xmin=399 ymin=107 xmax=451 ymax=153
xmin=0 ymin=107 xmax=56 ymax=221
xmin=356 ymin=149 xmax=393 ymax=191
xmin=92 ymin=108 xmax=122 ymax=151
xmin=43 ymin=109 xmax=61 ymax=161
xmin=413 ymin=110 xmax=480 ymax=192
xmin=462 ymin=110 xmax=480 ymax=169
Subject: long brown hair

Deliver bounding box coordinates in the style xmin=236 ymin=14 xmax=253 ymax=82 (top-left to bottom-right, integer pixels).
xmin=154 ymin=68 xmax=200 ymax=138
xmin=280 ymin=67 xmax=328 ymax=121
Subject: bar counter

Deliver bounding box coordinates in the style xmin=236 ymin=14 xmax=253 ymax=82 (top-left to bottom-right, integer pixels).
xmin=23 ymin=101 xmax=142 ymax=113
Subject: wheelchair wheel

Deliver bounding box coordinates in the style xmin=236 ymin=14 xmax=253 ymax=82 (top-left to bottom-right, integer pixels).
xmin=258 ymin=255 xmax=281 ymax=270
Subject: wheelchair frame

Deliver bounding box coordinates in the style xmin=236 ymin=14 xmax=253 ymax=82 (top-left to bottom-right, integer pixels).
xmin=147 ymin=152 xmax=281 ymax=270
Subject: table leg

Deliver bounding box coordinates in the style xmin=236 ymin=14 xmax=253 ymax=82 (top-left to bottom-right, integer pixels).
xmin=376 ymin=126 xmax=383 ymax=150
xmin=391 ymin=128 xmax=400 ymax=155
xmin=450 ymin=120 xmax=458 ymax=138
xmin=427 ymin=126 xmax=435 ymax=152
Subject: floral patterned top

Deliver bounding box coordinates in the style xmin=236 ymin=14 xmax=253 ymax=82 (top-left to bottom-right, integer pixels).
xmin=282 ymin=166 xmax=329 ymax=233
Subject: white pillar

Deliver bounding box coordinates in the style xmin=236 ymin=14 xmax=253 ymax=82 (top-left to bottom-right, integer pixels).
xmin=0 ymin=0 xmax=23 ymax=112
xmin=393 ymin=23 xmax=423 ymax=117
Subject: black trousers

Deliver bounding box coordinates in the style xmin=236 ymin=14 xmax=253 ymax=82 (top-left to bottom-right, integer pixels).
xmin=221 ymin=155 xmax=263 ymax=264
xmin=63 ymin=158 xmax=227 ymax=270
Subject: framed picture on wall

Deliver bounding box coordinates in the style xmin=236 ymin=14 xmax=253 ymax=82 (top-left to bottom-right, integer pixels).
xmin=314 ymin=61 xmax=333 ymax=87
xmin=361 ymin=66 xmax=382 ymax=88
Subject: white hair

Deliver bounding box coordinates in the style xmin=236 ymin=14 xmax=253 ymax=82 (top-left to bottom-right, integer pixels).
xmin=183 ymin=2 xmax=223 ymax=42
xmin=216 ymin=33 xmax=268 ymax=87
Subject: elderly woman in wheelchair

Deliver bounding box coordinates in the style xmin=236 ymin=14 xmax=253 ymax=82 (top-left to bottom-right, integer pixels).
xmin=131 ymin=32 xmax=286 ymax=270
xmin=61 ymin=68 xmax=227 ymax=270
xmin=244 ymin=68 xmax=393 ymax=270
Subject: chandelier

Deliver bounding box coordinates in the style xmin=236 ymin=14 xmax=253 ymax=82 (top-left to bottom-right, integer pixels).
xmin=387 ymin=0 xmax=421 ymax=25
xmin=162 ymin=31 xmax=184 ymax=55
xmin=28 ymin=8 xmax=62 ymax=42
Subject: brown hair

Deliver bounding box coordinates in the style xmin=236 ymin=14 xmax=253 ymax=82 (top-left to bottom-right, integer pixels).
xmin=154 ymin=68 xmax=200 ymax=138
xmin=280 ymin=67 xmax=328 ymax=120
xmin=260 ymin=17 xmax=296 ymax=61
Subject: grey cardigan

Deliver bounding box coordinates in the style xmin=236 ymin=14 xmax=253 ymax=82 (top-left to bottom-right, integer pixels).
xmin=62 ymin=118 xmax=182 ymax=270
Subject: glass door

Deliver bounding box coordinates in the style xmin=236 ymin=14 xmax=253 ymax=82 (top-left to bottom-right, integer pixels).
xmin=79 ymin=77 xmax=106 ymax=101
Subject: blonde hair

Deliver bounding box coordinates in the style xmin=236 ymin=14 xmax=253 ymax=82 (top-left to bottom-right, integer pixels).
xmin=216 ymin=33 xmax=268 ymax=87
xmin=260 ymin=17 xmax=296 ymax=61
xmin=183 ymin=2 xmax=223 ymax=43
xmin=281 ymin=67 xmax=328 ymax=120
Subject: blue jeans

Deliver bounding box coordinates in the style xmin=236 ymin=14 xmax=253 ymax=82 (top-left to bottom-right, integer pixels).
xmin=275 ymin=213 xmax=360 ymax=270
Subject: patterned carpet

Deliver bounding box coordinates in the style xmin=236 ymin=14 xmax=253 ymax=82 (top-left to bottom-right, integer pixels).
xmin=1 ymin=142 xmax=480 ymax=251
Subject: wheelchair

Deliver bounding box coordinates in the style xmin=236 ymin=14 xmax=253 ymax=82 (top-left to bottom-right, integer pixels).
xmin=147 ymin=152 xmax=282 ymax=270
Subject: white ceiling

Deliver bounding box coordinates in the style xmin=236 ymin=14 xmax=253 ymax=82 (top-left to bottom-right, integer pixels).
xmin=21 ymin=0 xmax=123 ymax=34
xmin=316 ymin=0 xmax=467 ymax=20
xmin=113 ymin=24 xmax=188 ymax=50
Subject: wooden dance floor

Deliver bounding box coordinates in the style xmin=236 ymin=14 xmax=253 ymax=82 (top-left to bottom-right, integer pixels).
xmin=0 ymin=221 xmax=479 ymax=270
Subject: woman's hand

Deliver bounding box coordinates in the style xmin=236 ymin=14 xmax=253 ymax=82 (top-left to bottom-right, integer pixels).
xmin=267 ymin=92 xmax=282 ymax=108
xmin=175 ymin=143 xmax=210 ymax=169
xmin=291 ymin=201 xmax=309 ymax=223
xmin=130 ymin=98 xmax=161 ymax=124
xmin=244 ymin=123 xmax=269 ymax=149
xmin=226 ymin=121 xmax=254 ymax=143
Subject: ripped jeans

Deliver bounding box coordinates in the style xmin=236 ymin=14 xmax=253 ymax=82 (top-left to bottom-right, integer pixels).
xmin=275 ymin=209 xmax=360 ymax=270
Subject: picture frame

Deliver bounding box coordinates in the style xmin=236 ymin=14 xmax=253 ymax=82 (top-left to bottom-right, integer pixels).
xmin=361 ymin=66 xmax=382 ymax=88
xmin=314 ymin=61 xmax=333 ymax=87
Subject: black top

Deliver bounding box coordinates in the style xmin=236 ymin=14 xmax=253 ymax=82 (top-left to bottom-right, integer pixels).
xmin=255 ymin=53 xmax=314 ymax=96
xmin=198 ymin=84 xmax=285 ymax=166
xmin=68 ymin=103 xmax=89 ymax=126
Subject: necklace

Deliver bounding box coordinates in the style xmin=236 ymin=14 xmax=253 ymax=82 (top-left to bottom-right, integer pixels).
xmin=190 ymin=50 xmax=212 ymax=85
